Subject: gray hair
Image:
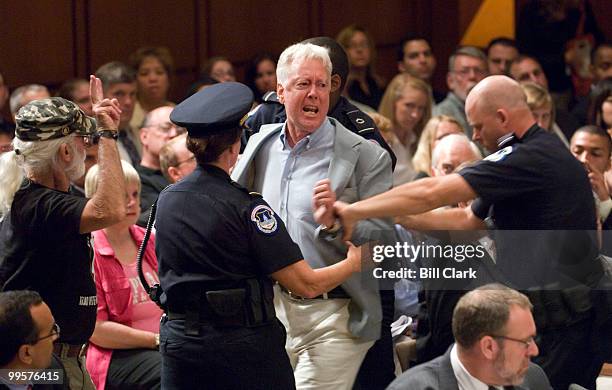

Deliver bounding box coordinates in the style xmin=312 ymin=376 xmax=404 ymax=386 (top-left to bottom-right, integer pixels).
xmin=9 ymin=84 xmax=49 ymax=115
xmin=276 ymin=43 xmax=332 ymax=86
xmin=0 ymin=136 xmax=75 ymax=217
xmin=431 ymin=133 xmax=482 ymax=168
xmin=95 ymin=61 xmax=136 ymax=92
xmin=448 ymin=46 xmax=487 ymax=72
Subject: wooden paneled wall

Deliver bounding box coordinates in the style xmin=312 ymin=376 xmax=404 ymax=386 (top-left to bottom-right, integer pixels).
xmin=0 ymin=0 xmax=610 ymax=108
xmin=0 ymin=0 xmax=450 ymax=105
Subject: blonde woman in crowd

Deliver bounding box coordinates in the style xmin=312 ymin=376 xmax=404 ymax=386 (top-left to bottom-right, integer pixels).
xmin=85 ymin=160 xmax=162 ymax=390
xmin=521 ymin=82 xmax=569 ymax=147
xmin=412 ymin=115 xmax=464 ymax=178
xmin=378 ymin=73 xmax=432 ymax=185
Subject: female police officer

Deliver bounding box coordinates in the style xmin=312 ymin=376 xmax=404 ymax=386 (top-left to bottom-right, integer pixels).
xmin=155 ymin=82 xmax=362 ymax=389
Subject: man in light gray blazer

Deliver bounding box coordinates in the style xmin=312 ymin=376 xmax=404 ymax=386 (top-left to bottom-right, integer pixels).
xmin=387 ymin=284 xmax=551 ymax=390
xmin=232 ymin=42 xmax=393 ymax=389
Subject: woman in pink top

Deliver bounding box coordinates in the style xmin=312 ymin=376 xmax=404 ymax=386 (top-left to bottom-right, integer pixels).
xmin=85 ymin=160 xmax=162 ymax=390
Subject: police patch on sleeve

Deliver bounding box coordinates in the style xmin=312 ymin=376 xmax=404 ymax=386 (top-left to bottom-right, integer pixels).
xmin=251 ymin=204 xmax=278 ymax=234
xmin=484 ymin=145 xmax=513 ymax=162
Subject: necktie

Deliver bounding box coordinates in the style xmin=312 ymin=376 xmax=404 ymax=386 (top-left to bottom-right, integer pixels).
xmin=118 ymin=129 xmax=141 ymax=166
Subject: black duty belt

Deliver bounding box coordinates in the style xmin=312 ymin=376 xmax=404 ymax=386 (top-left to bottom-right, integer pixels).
xmin=279 ymin=285 xmax=350 ymax=300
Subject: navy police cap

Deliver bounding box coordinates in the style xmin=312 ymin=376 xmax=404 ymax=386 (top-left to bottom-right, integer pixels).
xmin=170 ymin=82 xmax=254 ymax=137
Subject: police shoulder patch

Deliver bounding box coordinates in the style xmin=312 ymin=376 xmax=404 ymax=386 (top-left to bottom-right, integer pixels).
xmin=484 ymin=145 xmax=513 ymax=162
xmin=250 ymin=204 xmax=278 ymax=234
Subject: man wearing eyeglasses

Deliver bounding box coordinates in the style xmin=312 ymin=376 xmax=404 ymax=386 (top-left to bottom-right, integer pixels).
xmin=159 ymin=134 xmax=196 ymax=184
xmin=434 ymin=46 xmax=489 ymax=141
xmin=388 ymin=284 xmax=551 ymax=390
xmin=0 ymin=290 xmax=66 ymax=389
xmin=136 ymin=105 xmax=185 ymax=226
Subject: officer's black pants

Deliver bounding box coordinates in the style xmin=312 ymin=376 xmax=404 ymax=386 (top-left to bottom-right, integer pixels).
xmin=160 ymin=316 xmax=296 ymax=390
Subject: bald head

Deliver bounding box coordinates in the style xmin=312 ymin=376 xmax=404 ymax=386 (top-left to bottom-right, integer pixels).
xmin=431 ymin=133 xmax=481 ymax=176
xmin=140 ymin=105 xmax=184 ymax=169
xmin=466 ymin=76 xmax=535 ymax=152
xmin=466 ymin=76 xmax=528 ymax=114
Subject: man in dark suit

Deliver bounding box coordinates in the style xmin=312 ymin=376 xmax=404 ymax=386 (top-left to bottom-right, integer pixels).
xmin=387 ymin=284 xmax=551 ymax=390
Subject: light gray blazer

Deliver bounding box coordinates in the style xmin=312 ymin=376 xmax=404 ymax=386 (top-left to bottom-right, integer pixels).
xmin=232 ymin=118 xmax=394 ymax=340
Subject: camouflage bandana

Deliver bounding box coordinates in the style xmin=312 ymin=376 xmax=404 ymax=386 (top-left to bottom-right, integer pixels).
xmin=15 ymin=97 xmax=97 ymax=141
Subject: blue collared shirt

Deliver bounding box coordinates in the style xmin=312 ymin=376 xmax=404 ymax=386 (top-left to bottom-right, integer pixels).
xmin=254 ymin=118 xmax=335 ymax=269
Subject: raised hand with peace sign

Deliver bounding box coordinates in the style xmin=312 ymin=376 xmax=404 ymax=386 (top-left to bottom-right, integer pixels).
xmin=90 ymin=75 xmax=121 ymax=131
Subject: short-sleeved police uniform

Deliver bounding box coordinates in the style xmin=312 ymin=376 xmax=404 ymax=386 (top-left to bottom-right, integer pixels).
xmin=156 ymin=163 xmax=303 ymax=389
xmin=458 ymin=124 xmax=608 ymax=390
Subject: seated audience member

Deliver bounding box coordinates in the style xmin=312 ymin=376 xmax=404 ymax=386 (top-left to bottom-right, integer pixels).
xmin=245 ymin=53 xmax=278 ymax=104
xmin=521 ymin=82 xmax=569 ymax=147
xmin=159 ymin=134 xmax=196 ymax=183
xmin=57 ymin=79 xmax=93 ymax=116
xmin=387 ymin=284 xmax=551 ymax=390
xmin=0 ymin=290 xmax=66 ymax=389
xmin=486 ymin=37 xmax=519 ymax=76
xmin=0 ymin=86 xmax=125 ymax=390
xmin=396 ymin=35 xmax=443 ymax=103
xmin=337 ymin=24 xmax=386 ymax=110
xmin=85 ymin=161 xmax=161 ymax=390
xmin=588 ymin=77 xmax=612 ymax=129
xmin=398 ymin=134 xmax=486 ymax=365
xmin=136 ymin=106 xmax=183 ymax=226
xmin=379 ymin=73 xmax=432 ymax=185
xmin=9 ymin=84 xmax=50 ymax=120
xmin=433 ymin=46 xmax=488 ymax=139
xmin=591 ymin=43 xmax=612 ymax=83
xmin=96 ymin=62 xmax=141 ymax=165
xmin=0 ymin=71 xmax=12 ymax=132
xmin=128 ymin=47 xmax=175 ymax=131
xmin=510 ymin=55 xmax=549 ymax=90
xmin=511 ymin=55 xmax=579 ymax=138
xmin=184 ymin=75 xmax=218 ymax=99
xmin=202 ymin=56 xmax=236 ymax=83
xmin=411 ymin=115 xmax=464 ymax=178
xmin=570 ymin=125 xmax=612 ymax=225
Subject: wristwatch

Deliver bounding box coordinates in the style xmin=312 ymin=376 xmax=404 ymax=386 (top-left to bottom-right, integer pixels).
xmin=155 ymin=333 xmax=160 ymax=348
xmin=96 ymin=129 xmax=118 ymax=140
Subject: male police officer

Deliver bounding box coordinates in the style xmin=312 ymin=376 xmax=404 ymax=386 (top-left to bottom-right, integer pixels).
xmin=335 ymin=75 xmax=609 ymax=390
xmin=243 ymin=36 xmax=395 ymax=170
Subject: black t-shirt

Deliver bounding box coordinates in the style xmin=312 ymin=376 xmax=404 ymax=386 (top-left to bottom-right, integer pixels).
xmin=459 ymin=125 xmax=598 ymax=288
xmin=0 ymin=180 xmax=96 ymax=344
xmin=156 ymin=164 xmax=303 ymax=305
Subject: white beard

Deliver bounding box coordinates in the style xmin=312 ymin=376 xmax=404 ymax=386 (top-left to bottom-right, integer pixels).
xmin=66 ymin=145 xmax=86 ymax=182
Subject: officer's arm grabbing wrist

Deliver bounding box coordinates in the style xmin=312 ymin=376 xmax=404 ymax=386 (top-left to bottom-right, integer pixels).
xmin=271 ymin=244 xmax=361 ymax=299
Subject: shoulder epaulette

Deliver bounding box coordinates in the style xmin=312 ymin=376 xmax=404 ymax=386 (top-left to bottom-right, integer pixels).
xmin=262 ymin=91 xmax=281 ymax=104
xmin=345 ymin=109 xmax=376 ymax=135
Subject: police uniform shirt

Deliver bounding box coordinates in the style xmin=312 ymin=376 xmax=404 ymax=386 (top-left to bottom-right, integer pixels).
xmin=458 ymin=125 xmax=598 ymax=287
xmin=155 ymin=164 xmax=303 ymax=297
